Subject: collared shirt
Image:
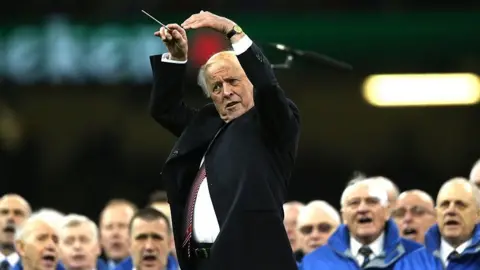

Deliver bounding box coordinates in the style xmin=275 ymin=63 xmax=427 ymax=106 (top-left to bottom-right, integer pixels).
xmin=350 ymin=232 xmax=385 ymax=266
xmin=0 ymin=252 xmax=19 ymax=268
xmin=440 ymin=237 xmax=472 ymax=266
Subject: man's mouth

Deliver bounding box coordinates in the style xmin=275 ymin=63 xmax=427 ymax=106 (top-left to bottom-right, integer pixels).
xmin=226 ymin=101 xmax=239 ymax=108
xmin=357 ymin=217 xmax=373 ymax=225
xmin=72 ymin=254 xmax=86 ymax=261
xmin=142 ymin=254 xmax=157 ymax=263
xmin=445 ymin=220 xmax=461 ymax=226
xmin=403 ymin=228 xmax=418 ymax=236
xmin=41 ymin=254 xmax=56 ymax=266
xmin=3 ymin=224 xmax=16 ymax=233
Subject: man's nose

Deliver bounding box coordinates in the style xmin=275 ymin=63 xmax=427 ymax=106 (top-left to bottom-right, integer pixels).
xmin=357 ymin=201 xmax=370 ymax=212
xmin=144 ymin=239 xmax=154 ymax=250
xmin=222 ymin=84 xmax=233 ymax=96
xmin=402 ymin=211 xmax=414 ymax=223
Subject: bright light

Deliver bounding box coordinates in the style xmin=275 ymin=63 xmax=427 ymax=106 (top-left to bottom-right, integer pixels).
xmin=362 ymin=73 xmax=480 ymax=107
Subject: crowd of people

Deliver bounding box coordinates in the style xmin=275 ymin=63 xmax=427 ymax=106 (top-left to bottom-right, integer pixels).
xmin=0 ymin=160 xmax=478 ymax=270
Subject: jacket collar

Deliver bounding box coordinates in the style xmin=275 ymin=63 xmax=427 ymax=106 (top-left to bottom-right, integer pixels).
xmin=328 ymin=219 xmax=406 ymax=268
xmin=425 ymin=224 xmax=480 ymax=258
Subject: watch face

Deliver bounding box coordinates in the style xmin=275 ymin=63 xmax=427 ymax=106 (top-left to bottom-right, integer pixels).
xmin=233 ymin=25 xmax=243 ymax=33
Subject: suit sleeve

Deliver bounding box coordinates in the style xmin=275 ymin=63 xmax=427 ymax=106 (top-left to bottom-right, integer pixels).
xmin=149 ymin=54 xmax=198 ymax=137
xmin=233 ymin=36 xmax=300 ymax=146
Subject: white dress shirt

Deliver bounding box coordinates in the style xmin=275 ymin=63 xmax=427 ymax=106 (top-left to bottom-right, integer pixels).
xmin=440 ymin=237 xmax=471 ymax=266
xmin=0 ymin=252 xmax=19 ymax=268
xmin=160 ymin=35 xmax=254 ymax=243
xmin=350 ymin=233 xmax=385 ymax=266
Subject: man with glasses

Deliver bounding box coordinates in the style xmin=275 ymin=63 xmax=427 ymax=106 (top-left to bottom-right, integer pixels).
xmin=300 ymin=179 xmax=421 ymax=270
xmin=392 ymin=190 xmax=436 ymax=244
xmin=295 ymin=201 xmax=340 ymax=262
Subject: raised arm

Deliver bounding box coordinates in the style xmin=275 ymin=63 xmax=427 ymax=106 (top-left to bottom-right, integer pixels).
xmin=149 ymin=24 xmax=198 ymax=137
xmin=182 ymin=12 xmax=299 ymax=146
xmin=232 ymin=35 xmax=300 ymax=146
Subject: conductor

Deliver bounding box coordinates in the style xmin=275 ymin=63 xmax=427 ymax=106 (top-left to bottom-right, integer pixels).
xmin=149 ymin=11 xmax=300 ymax=270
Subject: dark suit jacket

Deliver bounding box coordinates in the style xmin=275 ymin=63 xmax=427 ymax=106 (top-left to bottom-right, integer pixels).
xmin=149 ymin=41 xmax=300 ymax=270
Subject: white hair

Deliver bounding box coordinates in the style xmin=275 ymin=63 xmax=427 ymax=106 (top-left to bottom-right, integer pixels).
xmin=15 ymin=208 xmax=65 ymax=241
xmin=367 ymin=176 xmax=400 ymax=200
xmin=196 ymin=50 xmax=237 ymax=98
xmin=61 ymin=214 xmax=99 ymax=241
xmin=439 ymin=177 xmax=480 ymax=209
xmin=340 ymin=179 xmax=389 ymax=208
xmin=298 ymin=200 xmax=341 ymax=225
xmin=469 ymin=159 xmax=480 ymax=182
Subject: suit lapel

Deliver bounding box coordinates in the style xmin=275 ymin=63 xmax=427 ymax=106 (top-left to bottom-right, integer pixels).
xmin=166 ymin=104 xmax=223 ymax=163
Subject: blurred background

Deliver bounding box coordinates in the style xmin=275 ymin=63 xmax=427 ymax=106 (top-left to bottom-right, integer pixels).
xmin=1 ymin=2 xmax=480 ymax=221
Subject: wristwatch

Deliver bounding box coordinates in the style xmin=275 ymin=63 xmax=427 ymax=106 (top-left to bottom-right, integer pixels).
xmin=226 ymin=25 xmax=243 ymax=39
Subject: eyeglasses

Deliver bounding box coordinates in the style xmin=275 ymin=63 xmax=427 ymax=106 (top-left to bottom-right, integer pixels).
xmin=298 ymin=223 xmax=333 ymax=235
xmin=391 ymin=206 xmax=435 ymax=219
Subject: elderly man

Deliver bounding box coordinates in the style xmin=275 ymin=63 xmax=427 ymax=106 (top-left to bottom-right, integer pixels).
xmin=394 ymin=177 xmax=480 ymax=269
xmin=0 ymin=194 xmax=31 ymax=270
xmin=295 ymin=200 xmax=340 ymax=262
xmin=58 ymin=214 xmax=105 ymax=270
xmin=346 ymin=175 xmax=399 ymax=210
xmin=283 ymin=201 xmax=304 ymax=253
xmin=469 ymin=159 xmax=480 ymax=188
xmin=150 ymin=10 xmax=300 ymax=270
xmin=13 ymin=209 xmax=64 ymax=270
xmin=300 ymin=179 xmax=421 ymax=270
xmin=392 ymin=190 xmax=436 ymax=244
xmin=99 ymin=199 xmax=137 ymax=270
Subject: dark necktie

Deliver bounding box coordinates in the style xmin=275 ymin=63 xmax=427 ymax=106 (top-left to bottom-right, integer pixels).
xmin=0 ymin=260 xmax=10 ymax=270
xmin=182 ymin=163 xmax=207 ymax=257
xmin=448 ymin=250 xmax=460 ymax=261
xmin=358 ymin=246 xmax=373 ymax=268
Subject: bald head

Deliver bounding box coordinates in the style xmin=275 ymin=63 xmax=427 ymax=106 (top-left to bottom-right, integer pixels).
xmin=437 ymin=177 xmax=480 ymax=208
xmin=398 ymin=190 xmax=434 ymax=207
xmin=470 ymin=159 xmax=480 ymax=187
xmin=298 ymin=201 xmax=341 ymax=226
xmin=0 ymin=194 xmax=31 ymax=253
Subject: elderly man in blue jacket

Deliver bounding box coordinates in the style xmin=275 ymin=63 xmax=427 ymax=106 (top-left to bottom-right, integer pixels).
xmin=394 ymin=177 xmax=480 ymax=270
xmin=300 ymin=178 xmax=421 ymax=270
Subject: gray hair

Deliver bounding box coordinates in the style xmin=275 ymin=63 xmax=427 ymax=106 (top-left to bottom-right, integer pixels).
xmin=340 ymin=178 xmax=389 ymax=208
xmin=61 ymin=214 xmax=99 ymax=241
xmin=15 ymin=208 xmax=65 ymax=241
xmin=196 ymin=50 xmax=237 ymax=98
xmin=298 ymin=200 xmax=341 ymax=226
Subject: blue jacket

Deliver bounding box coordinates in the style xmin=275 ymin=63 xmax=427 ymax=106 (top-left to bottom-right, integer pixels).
xmin=12 ymin=261 xmax=65 ymax=270
xmin=394 ymin=224 xmax=480 ymax=270
xmin=113 ymin=255 xmax=178 ymax=270
xmin=300 ymin=219 xmax=422 ymax=270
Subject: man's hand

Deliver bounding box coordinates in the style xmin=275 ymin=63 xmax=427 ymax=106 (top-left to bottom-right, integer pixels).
xmin=182 ymin=11 xmax=236 ymax=36
xmin=154 ymin=24 xmax=188 ymax=61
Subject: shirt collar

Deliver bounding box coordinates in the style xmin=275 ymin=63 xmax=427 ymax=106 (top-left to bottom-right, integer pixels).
xmin=0 ymin=252 xmax=20 ymax=266
xmin=440 ymin=237 xmax=472 ymax=263
xmin=350 ymin=232 xmax=385 ymax=257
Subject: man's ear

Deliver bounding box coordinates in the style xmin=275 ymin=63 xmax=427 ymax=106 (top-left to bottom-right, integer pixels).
xmin=15 ymin=239 xmax=26 ymax=257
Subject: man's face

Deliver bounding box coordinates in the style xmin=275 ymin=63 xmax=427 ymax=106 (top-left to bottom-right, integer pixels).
xmin=16 ymin=221 xmax=59 ymax=270
xmin=283 ymin=206 xmax=301 ymax=251
xmin=392 ymin=192 xmax=436 ymax=244
xmin=342 ymin=185 xmax=389 ymax=244
xmin=130 ymin=218 xmax=171 ymax=270
xmin=59 ymin=223 xmax=100 ymax=270
xmin=297 ymin=209 xmax=339 ymax=254
xmin=437 ymin=181 xmax=479 ymax=247
xmin=205 ymin=53 xmax=254 ymax=123
xmin=0 ymin=195 xmax=30 ymax=247
xmin=100 ymin=205 xmax=135 ymax=261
